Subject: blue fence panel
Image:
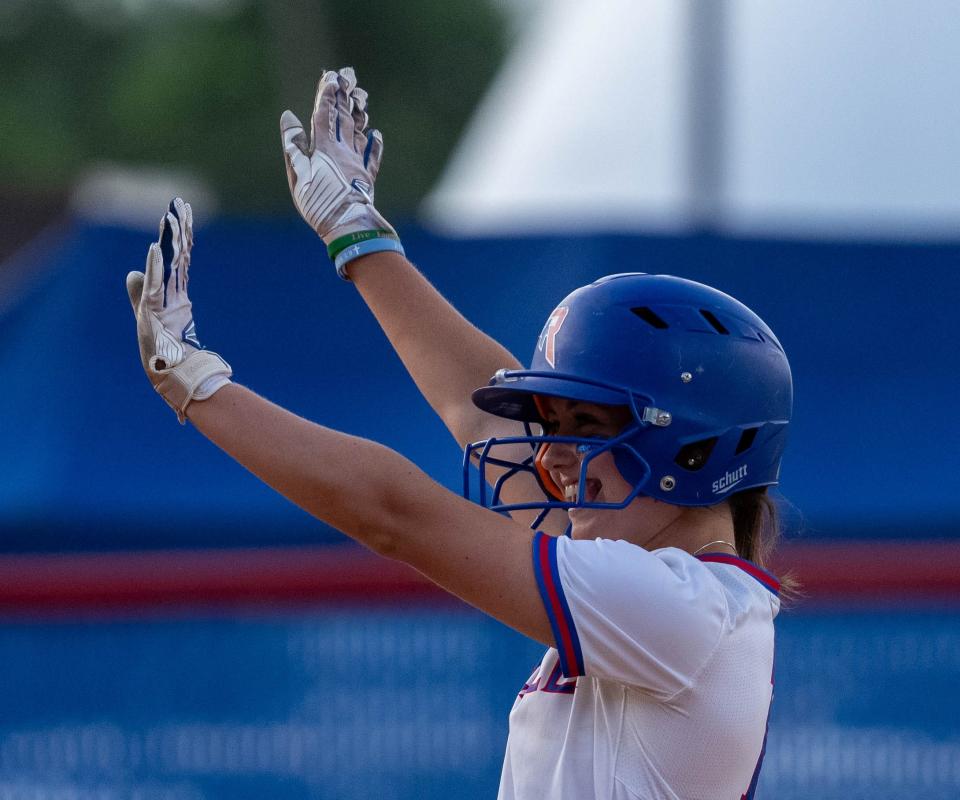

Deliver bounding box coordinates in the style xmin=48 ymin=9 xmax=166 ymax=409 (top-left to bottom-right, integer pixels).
xmin=2 ymin=221 xmax=959 ymax=550
xmin=763 ymin=608 xmax=960 ymax=800
xmin=0 ymin=606 xmax=958 ymax=799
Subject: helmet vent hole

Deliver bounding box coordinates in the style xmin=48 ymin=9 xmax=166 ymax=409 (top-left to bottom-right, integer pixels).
xmin=674 ymin=437 xmax=718 ymax=472
xmin=631 ymin=306 xmax=669 ymax=329
xmin=699 ymin=309 xmax=730 ymax=335
xmin=735 ymin=427 xmax=759 ymax=455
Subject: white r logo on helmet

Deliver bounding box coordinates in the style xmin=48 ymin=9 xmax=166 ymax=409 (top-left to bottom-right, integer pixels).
xmin=537 ymin=306 xmax=569 ymax=368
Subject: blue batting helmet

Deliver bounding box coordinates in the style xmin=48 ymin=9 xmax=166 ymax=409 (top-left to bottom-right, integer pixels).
xmin=466 ymin=273 xmax=792 ymax=512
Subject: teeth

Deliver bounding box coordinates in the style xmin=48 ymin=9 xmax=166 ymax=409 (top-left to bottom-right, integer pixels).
xmin=564 ymin=484 xmax=578 ymax=502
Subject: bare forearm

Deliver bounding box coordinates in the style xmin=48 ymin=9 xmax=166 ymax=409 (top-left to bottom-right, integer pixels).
xmin=348 ymin=251 xmax=522 ymax=444
xmin=186 ymin=383 xmax=408 ymax=546
xmin=346 ymin=251 xmax=564 ymax=531
xmin=184 ymin=384 xmax=551 ymax=645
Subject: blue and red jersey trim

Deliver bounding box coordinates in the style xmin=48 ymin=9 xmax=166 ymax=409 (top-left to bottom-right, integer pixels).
xmin=532 ymin=532 xmax=585 ymax=678
xmin=697 ymin=553 xmax=780 ymax=595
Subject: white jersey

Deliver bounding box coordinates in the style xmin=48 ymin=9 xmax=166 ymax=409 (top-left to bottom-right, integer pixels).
xmin=498 ymin=533 xmax=780 ymax=800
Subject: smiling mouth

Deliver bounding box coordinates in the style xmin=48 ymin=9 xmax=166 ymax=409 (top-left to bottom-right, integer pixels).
xmin=563 ymin=479 xmax=601 ymax=504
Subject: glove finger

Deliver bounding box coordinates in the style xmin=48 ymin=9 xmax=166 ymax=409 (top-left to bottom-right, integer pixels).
xmin=171 ymin=196 xmax=189 ymax=233
xmin=181 ymin=201 xmax=193 ymax=291
xmin=126 ymin=270 xmax=145 ymax=313
xmin=171 ymin=197 xmax=193 ymax=291
xmin=164 ymin=210 xmax=184 ymax=298
xmin=127 ymin=269 xmax=158 ymax=371
xmin=182 ymin=199 xmax=193 ymax=234
xmin=170 ymin=197 xmax=187 ymax=244
xmin=338 ymin=66 xmax=358 ymax=94
xmin=281 ymin=109 xmax=310 ymax=155
xmin=167 ymin=197 xmax=184 ymax=252
xmin=364 ymin=129 xmax=384 ymax=181
xmin=280 ymin=109 xmax=311 ymax=196
xmin=142 ymin=242 xmax=165 ymax=312
xmin=311 ymin=71 xmax=340 ymax=145
xmin=333 ymin=68 xmax=357 ymax=147
xmin=156 ymin=207 xmax=178 ymax=308
xmin=350 ymin=87 xmax=368 ymax=129
xmin=351 ymin=86 xmax=369 ymax=152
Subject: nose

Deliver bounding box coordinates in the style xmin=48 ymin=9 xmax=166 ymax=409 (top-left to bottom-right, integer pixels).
xmin=539 ymin=439 xmax=578 ymax=472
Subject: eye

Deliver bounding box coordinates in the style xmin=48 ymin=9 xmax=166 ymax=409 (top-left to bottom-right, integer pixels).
xmin=573 ymin=413 xmax=608 ymax=437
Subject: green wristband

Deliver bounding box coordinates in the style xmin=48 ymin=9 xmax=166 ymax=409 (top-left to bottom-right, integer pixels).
xmin=327 ymin=230 xmax=393 ymax=260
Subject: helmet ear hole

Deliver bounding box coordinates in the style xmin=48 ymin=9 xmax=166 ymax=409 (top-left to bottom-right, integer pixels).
xmin=674 ymin=437 xmax=718 ymax=472
xmin=735 ymin=426 xmax=760 ymax=454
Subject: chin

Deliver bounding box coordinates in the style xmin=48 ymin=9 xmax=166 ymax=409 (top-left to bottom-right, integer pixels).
xmin=568 ymin=511 xmax=593 ymax=540
xmin=569 ymin=508 xmax=616 ymax=541
xmin=569 ymin=503 xmax=651 ymax=545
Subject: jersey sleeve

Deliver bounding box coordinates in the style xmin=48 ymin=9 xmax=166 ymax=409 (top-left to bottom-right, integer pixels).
xmin=531 ymin=532 xmax=728 ymax=698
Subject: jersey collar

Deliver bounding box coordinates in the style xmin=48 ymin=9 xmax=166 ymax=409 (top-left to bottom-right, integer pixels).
xmin=696 ymin=553 xmax=780 ymax=595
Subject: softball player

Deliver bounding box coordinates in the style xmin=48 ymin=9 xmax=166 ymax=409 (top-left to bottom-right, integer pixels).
xmin=126 ymin=68 xmax=790 ymax=800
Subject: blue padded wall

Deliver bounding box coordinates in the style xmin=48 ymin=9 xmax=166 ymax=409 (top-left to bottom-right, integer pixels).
xmin=1 ymin=219 xmax=957 ymax=550
xmin=0 ymin=606 xmax=957 ymax=800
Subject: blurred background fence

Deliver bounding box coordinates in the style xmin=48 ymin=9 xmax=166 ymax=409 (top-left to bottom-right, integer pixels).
xmin=2 ymin=1 xmax=959 ymax=798
xmin=1 ymin=605 xmax=959 ymax=800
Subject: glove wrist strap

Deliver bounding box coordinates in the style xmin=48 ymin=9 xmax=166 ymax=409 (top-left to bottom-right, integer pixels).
xmin=153 ymin=349 xmax=233 ymax=424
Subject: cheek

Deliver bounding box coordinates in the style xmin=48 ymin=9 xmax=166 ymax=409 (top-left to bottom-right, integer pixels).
xmin=588 ymin=452 xmax=634 ymax=495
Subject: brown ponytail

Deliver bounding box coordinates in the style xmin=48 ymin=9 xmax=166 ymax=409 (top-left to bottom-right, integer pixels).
xmin=729 ymin=487 xmax=799 ymax=601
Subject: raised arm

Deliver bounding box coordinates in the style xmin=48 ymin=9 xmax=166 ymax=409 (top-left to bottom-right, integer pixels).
xmin=125 ymin=201 xmax=553 ymax=646
xmin=279 ymin=67 xmax=518 ymax=446
xmin=349 ymin=251 xmax=519 ymax=446
xmin=280 ymin=68 xmax=563 ymax=532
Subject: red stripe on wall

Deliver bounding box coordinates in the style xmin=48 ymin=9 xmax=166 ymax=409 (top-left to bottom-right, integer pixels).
xmin=0 ymin=545 xmax=452 ymax=614
xmin=770 ymin=540 xmax=960 ymax=601
xmin=0 ymin=540 xmax=956 ymax=615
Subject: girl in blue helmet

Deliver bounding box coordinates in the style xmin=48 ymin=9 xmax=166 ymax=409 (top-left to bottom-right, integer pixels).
xmin=128 ymin=70 xmax=791 ymax=800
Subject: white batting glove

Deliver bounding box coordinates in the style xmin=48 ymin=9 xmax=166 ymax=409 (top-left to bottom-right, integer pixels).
xmin=280 ymin=67 xmax=403 ymax=278
xmin=126 ymin=198 xmax=232 ymax=423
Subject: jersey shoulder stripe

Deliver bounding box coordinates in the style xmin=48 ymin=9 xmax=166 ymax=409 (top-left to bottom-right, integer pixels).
xmin=696 ymin=553 xmax=781 ymax=595
xmin=532 ymin=532 xmax=585 ymax=677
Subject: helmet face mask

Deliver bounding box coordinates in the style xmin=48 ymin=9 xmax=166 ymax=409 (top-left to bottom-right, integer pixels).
xmin=462 ymin=421 xmax=651 ymax=529
xmin=464 ymin=273 xmax=793 ymax=523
